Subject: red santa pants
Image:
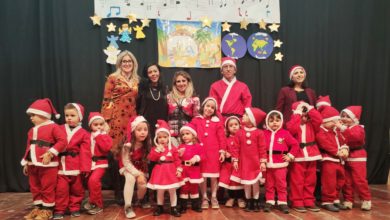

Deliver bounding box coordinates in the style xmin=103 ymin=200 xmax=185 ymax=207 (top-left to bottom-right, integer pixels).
xmin=265 ymin=167 xmax=288 ymax=205
xmin=289 ymin=161 xmax=317 ymax=207
xmin=28 ymin=165 xmax=58 ymax=207
xmin=54 ymin=174 xmax=84 ymax=213
xmin=343 ymin=161 xmax=371 ymax=202
xmin=321 ymin=161 xmax=345 ymax=204
xmin=88 ymin=168 xmax=106 ymax=208
xmin=180 ymin=182 xmax=199 ymax=199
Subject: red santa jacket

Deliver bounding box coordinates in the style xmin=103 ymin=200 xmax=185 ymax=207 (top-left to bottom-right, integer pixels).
xmin=225 ymin=135 xmax=239 ymax=160
xmin=191 ymin=115 xmax=227 ymax=153
xmin=21 ymin=120 xmax=67 ymax=167
xmin=58 ymin=124 xmax=91 ymax=175
xmin=178 ymin=142 xmax=204 ymax=183
xmin=340 ymin=124 xmax=367 ymax=162
xmin=316 ymin=126 xmax=348 ymax=163
xmin=264 ymin=129 xmax=299 ymax=168
xmin=148 ymin=145 xmax=181 ymax=167
xmin=90 ymin=131 xmax=112 ymax=170
xmin=209 ymin=77 xmax=252 ymax=116
xmin=286 ymin=108 xmax=322 ymax=162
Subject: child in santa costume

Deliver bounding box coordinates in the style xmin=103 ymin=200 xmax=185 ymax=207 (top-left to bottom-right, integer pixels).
xmin=191 ymin=97 xmax=227 ymax=209
xmin=316 ymin=106 xmax=349 ymax=212
xmin=337 ymin=106 xmax=371 ymax=211
xmin=209 ymin=57 xmax=252 ymax=120
xmin=22 ymin=98 xmax=67 ymax=220
xmin=53 ymin=103 xmax=92 ymax=219
xmin=119 ymin=115 xmax=150 ymax=219
xmin=83 ymin=112 xmax=113 ymax=215
xmin=177 ymin=123 xmax=204 ymax=213
xmin=263 ymin=110 xmax=300 ymax=214
xmin=147 ymin=120 xmax=183 ymax=217
xmin=316 ymin=95 xmax=332 ymax=112
xmin=218 ymin=116 xmax=245 ymax=208
xmin=230 ymin=107 xmax=267 ymax=212
xmin=286 ymin=101 xmax=322 ymax=213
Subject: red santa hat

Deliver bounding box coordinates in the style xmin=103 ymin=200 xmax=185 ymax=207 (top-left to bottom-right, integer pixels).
xmin=202 ymin=97 xmax=218 ymax=110
xmin=245 ymin=107 xmax=266 ymax=127
xmin=70 ymin=103 xmax=85 ymax=121
xmin=125 ymin=115 xmax=148 ymax=142
xmin=154 ymin=120 xmax=172 ymax=147
xmin=180 ymin=123 xmax=197 ymax=137
xmin=26 ymin=98 xmax=60 ymax=119
xmin=289 ymin=65 xmax=306 ymax=80
xmin=320 ymin=106 xmax=340 ymax=123
xmin=316 ymin=95 xmax=332 ymax=111
xmin=88 ymin=112 xmax=105 ymax=126
xmin=341 ymin=106 xmax=362 ymax=124
xmin=221 ymin=57 xmax=236 ymax=69
xmin=224 ymin=115 xmax=241 ymax=128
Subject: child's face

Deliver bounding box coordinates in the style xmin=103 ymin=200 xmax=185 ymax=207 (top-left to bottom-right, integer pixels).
xmin=134 ymin=122 xmax=148 ymax=142
xmin=268 ymin=116 xmax=282 ymax=131
xmin=157 ymin=132 xmax=169 ymax=146
xmin=242 ymin=113 xmax=253 ymax=127
xmin=221 ymin=64 xmax=236 ymax=81
xmin=227 ymin=119 xmax=240 ymax=135
xmin=64 ymin=108 xmax=80 ymax=127
xmin=181 ymin=130 xmax=194 ymax=144
xmin=323 ymin=120 xmax=336 ymax=129
xmin=90 ymin=118 xmax=105 ymax=132
xmin=203 ymin=100 xmax=216 ymax=118
xmin=340 ymin=112 xmax=354 ymax=126
xmin=29 ymin=114 xmax=48 ymax=126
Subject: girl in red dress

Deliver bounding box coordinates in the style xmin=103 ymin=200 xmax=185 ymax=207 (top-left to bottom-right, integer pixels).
xmin=147 ymin=120 xmax=183 ymax=217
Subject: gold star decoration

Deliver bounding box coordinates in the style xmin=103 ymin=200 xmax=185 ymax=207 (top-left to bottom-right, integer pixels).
xmin=222 ymin=21 xmax=231 ymax=32
xmin=141 ymin=18 xmax=151 ymax=27
xmin=275 ymin=52 xmax=284 ymax=61
xmin=274 ymin=39 xmax=283 ymax=48
xmin=126 ymin=13 xmax=137 ymax=24
xmin=90 ymin=14 xmax=102 ymax=26
xmin=258 ymin=19 xmax=267 ymax=30
xmin=268 ymin=23 xmax=280 ymax=32
xmin=240 ymin=18 xmax=249 ymax=30
xmin=201 ymin=16 xmax=212 ymax=28
xmin=106 ymin=22 xmax=116 ymax=32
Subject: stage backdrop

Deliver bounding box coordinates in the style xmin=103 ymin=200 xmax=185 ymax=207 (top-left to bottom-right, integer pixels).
xmin=0 ymin=0 xmax=389 ymax=192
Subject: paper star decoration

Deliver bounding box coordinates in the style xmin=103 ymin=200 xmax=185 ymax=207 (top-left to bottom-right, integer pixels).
xmin=90 ymin=14 xmax=102 ymax=26
xmin=106 ymin=22 xmax=116 ymax=32
xmin=274 ymin=39 xmax=283 ymax=48
xmin=141 ymin=18 xmax=151 ymax=27
xmin=275 ymin=52 xmax=284 ymax=61
xmin=268 ymin=23 xmax=280 ymax=32
xmin=201 ymin=16 xmax=212 ymax=28
xmin=127 ymin=13 xmax=137 ymax=24
xmin=258 ymin=19 xmax=267 ymax=30
xmin=222 ymin=21 xmax=231 ymax=32
xmin=240 ymin=18 xmax=249 ymax=30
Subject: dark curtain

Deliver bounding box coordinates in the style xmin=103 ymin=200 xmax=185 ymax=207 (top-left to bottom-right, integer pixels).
xmin=1 ymin=0 xmax=389 ymax=192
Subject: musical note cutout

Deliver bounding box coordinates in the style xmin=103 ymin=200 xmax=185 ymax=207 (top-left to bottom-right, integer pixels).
xmin=107 ymin=6 xmax=121 ymax=17
xmin=187 ymin=11 xmax=192 ymax=20
xmin=176 ymin=1 xmax=181 ymax=4
xmin=124 ymin=0 xmax=130 ymax=6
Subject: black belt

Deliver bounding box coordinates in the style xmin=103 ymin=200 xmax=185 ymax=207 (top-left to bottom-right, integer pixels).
xmin=349 ymin=146 xmax=364 ymax=152
xmin=267 ymin=150 xmax=286 ymax=155
xmin=59 ymin=151 xmax=79 ymax=157
xmin=221 ymin=113 xmax=242 ymax=118
xmin=182 ymin=161 xmax=200 ymax=166
xmin=30 ymin=140 xmax=53 ymax=147
xmin=224 ymin=157 xmax=232 ymax=163
xmin=299 ymin=141 xmax=316 ymax=149
xmin=92 ymin=156 xmax=107 ymax=161
xmin=157 ymin=160 xmax=174 ymax=164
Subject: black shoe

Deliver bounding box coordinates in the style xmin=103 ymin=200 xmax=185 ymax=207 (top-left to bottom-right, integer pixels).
xmin=171 ymin=206 xmax=181 ymax=217
xmin=180 ymin=199 xmax=187 ymax=213
xmin=115 ymin=192 xmax=124 ymax=206
xmin=334 ymin=203 xmax=348 ymax=210
xmin=153 ymin=205 xmax=164 ymax=216
xmin=279 ymin=204 xmax=289 ymax=214
xmin=293 ymin=206 xmax=307 ymax=213
xmin=322 ymin=204 xmax=339 ymax=212
xmin=253 ymin=200 xmax=260 ymax=212
xmin=263 ymin=203 xmax=272 ymax=212
xmin=244 ymin=199 xmax=253 ymax=212
xmin=191 ymin=198 xmax=202 ymax=212
xmin=305 ymin=205 xmax=320 ymax=212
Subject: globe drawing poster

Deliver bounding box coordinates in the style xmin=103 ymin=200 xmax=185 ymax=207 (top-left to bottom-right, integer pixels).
xmin=157 ymin=19 xmax=221 ymax=68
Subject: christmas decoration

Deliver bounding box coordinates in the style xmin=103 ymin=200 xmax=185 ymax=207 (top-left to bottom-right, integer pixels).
xmin=90 ymin=14 xmax=102 ymax=26
xmin=107 ymin=35 xmax=119 ymax=48
xmin=274 ymin=52 xmax=284 ymax=61
xmin=106 ymin=22 xmax=116 ymax=32
xmin=119 ymin=24 xmax=132 ymax=43
xmin=240 ymin=18 xmax=249 ymax=30
xmin=258 ymin=19 xmax=267 ymax=30
xmin=268 ymin=23 xmax=280 ymax=32
xmin=222 ymin=21 xmax=231 ymax=32
xmin=126 ymin=13 xmax=137 ymax=24
xmin=141 ymin=18 xmax=151 ymax=27
xmin=103 ymin=45 xmax=121 ymax=65
xmin=201 ymin=16 xmax=212 ymax=28
xmin=133 ymin=25 xmax=146 ymax=39
xmin=273 ymin=39 xmax=283 ymax=48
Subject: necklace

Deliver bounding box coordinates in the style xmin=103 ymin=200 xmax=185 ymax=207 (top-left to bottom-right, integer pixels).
xmin=149 ymin=87 xmax=161 ymax=101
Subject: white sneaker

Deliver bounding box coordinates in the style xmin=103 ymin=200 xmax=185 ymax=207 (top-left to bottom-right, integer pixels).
xmin=343 ymin=201 xmax=353 ymax=210
xmin=201 ymin=198 xmax=209 ymax=209
xmin=237 ymin=199 xmax=246 ymax=208
xmin=225 ymin=198 xmax=235 ymax=207
xmin=361 ymin=200 xmax=371 ymax=211
xmin=125 ymin=206 xmax=136 ymax=218
xmin=211 ymin=197 xmax=219 ymax=209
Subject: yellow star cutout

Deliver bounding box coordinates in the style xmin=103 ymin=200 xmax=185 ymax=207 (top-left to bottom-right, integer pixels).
xmin=201 ymin=16 xmax=212 ymax=28
xmin=275 ymin=52 xmax=284 ymax=61
xmin=268 ymin=23 xmax=280 ymax=32
xmin=127 ymin=13 xmax=137 ymax=24
xmin=106 ymin=22 xmax=116 ymax=32
xmin=222 ymin=21 xmax=231 ymax=32
xmin=274 ymin=39 xmax=283 ymax=48
xmin=141 ymin=18 xmax=151 ymax=27
xmin=258 ymin=19 xmax=267 ymax=30
xmin=90 ymin=14 xmax=102 ymax=26
xmin=240 ymin=18 xmax=249 ymax=30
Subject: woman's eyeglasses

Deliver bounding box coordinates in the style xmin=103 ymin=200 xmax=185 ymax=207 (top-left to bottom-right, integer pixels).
xmin=175 ymin=79 xmax=188 ymax=83
xmin=122 ymin=60 xmax=133 ymax=64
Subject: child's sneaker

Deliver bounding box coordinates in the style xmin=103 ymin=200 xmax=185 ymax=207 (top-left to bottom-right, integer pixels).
xmin=34 ymin=209 xmax=53 ymax=220
xmin=225 ymin=198 xmax=235 ymax=207
xmin=87 ymin=205 xmax=103 ymax=215
xmin=201 ymin=198 xmax=209 ymax=209
xmin=83 ymin=202 xmax=94 ymax=211
xmin=237 ymin=198 xmax=246 ymax=208
xmin=52 ymin=213 xmax=64 ymax=220
xmin=125 ymin=206 xmax=136 ymax=219
xmin=263 ymin=203 xmax=272 ymax=212
xmin=293 ymin=206 xmax=307 ymax=213
xmin=71 ymin=210 xmax=81 ymax=217
xmin=343 ymin=201 xmax=353 ymax=210
xmin=279 ymin=204 xmax=289 ymax=214
xmin=305 ymin=205 xmax=320 ymax=212
xmin=24 ymin=207 xmax=40 ymax=220
xmin=361 ymin=200 xmax=371 ymax=211
xmin=211 ymin=197 xmax=219 ymax=209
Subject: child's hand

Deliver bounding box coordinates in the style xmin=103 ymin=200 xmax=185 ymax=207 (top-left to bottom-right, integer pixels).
xmin=335 ymin=120 xmax=343 ymax=129
xmin=176 ymin=170 xmax=182 ymax=177
xmin=260 ymin=162 xmax=266 ymax=172
xmin=225 ymin=152 xmax=231 ymax=158
xmin=178 ymin=148 xmax=185 ymax=157
xmin=40 ymin=151 xmax=53 ymax=165
xmin=219 ymin=153 xmax=225 ymax=163
xmin=189 ymin=157 xmax=198 ymax=165
xmin=103 ymin=122 xmax=110 ymax=133
xmin=233 ymin=161 xmax=239 ymax=171
xmin=23 ymin=165 xmax=28 ymax=176
xmin=282 ymin=154 xmax=292 ymax=162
